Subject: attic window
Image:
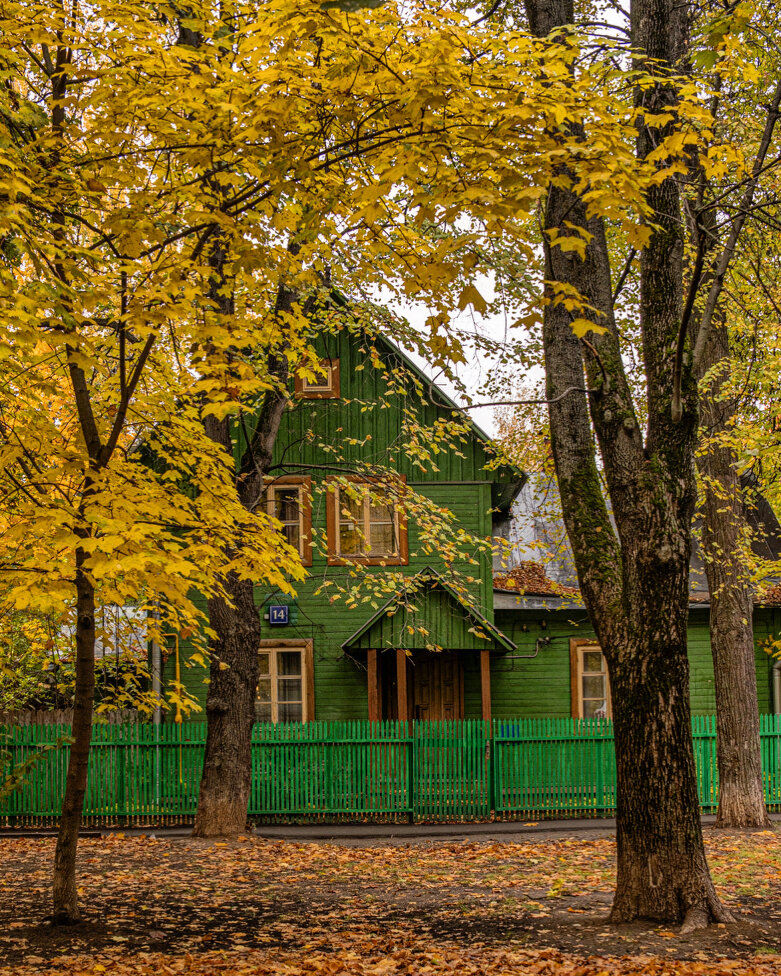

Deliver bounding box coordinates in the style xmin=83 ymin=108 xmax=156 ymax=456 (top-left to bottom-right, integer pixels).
xmin=295 ymin=359 xmax=340 ymax=399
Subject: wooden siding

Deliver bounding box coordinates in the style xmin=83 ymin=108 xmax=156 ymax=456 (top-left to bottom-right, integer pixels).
xmin=491 ymin=606 xmax=779 ymax=719
xmin=238 ymin=328 xmax=507 ymax=486
xmin=349 ymin=585 xmax=504 ymax=652
xmin=161 ymin=480 xmax=498 ymax=722
xmin=158 ymin=326 xmax=510 ymax=723
xmin=163 ymin=603 xmax=780 ymax=723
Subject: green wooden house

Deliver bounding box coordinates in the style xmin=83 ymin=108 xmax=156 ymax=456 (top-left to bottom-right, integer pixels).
xmin=162 ymin=324 xmax=524 ymax=724
xmin=161 ymin=329 xmax=781 ymax=724
xmin=491 ymin=475 xmax=781 ymax=721
xmin=492 ymin=573 xmax=781 ymax=721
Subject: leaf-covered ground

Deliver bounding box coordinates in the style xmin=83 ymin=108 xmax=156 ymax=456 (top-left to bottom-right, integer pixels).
xmin=2 ymin=828 xmax=781 ymax=974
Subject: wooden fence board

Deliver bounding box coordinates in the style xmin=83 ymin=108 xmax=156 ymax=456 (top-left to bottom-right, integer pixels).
xmin=2 ymin=715 xmax=780 ymax=825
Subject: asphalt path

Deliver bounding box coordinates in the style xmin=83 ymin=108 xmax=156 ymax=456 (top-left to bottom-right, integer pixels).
xmin=4 ymin=814 xmax=780 ymax=844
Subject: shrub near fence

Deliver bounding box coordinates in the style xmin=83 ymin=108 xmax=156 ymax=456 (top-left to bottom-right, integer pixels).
xmin=1 ymin=715 xmax=780 ymax=826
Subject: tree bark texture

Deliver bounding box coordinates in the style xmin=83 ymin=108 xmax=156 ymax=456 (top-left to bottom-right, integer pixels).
xmin=696 ymin=323 xmax=769 ymax=828
xmin=525 ymin=0 xmax=732 ymax=929
xmin=192 ymin=572 xmax=263 ymax=837
xmin=52 ymin=550 xmax=96 ymax=923
xmin=193 ymin=236 xmax=294 ymax=837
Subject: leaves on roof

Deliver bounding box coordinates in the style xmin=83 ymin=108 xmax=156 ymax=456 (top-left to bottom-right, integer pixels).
xmin=494 ymin=561 xmax=579 ymax=598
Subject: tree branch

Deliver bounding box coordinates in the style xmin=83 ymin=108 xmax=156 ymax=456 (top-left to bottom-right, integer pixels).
xmin=690 ymin=80 xmax=781 ymax=374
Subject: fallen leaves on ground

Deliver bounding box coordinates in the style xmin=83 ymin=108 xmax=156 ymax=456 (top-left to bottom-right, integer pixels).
xmin=6 ymin=942 xmax=781 ymax=976
xmin=1 ymin=829 xmax=780 ymax=973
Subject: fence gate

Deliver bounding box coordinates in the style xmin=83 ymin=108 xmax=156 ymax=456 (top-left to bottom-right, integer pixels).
xmin=412 ymin=720 xmax=491 ymax=821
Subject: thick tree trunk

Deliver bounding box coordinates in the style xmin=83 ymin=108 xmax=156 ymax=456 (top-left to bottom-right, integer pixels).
xmin=192 ymin=574 xmax=262 ymax=837
xmin=52 ymin=551 xmax=95 ymax=924
xmin=192 ymin=236 xmax=293 ymax=837
xmin=524 ymin=0 xmax=732 ymax=931
xmin=609 ymin=617 xmax=730 ymax=928
xmin=697 ymin=326 xmax=769 ymax=828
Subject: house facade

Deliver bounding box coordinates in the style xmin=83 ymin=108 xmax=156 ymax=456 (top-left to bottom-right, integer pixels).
xmin=492 ymin=474 xmax=781 ymax=719
xmin=161 ymin=324 xmax=523 ymax=724
xmin=160 ymin=332 xmax=781 ymax=724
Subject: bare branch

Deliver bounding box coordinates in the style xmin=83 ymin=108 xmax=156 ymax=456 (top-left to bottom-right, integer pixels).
xmin=691 ymin=80 xmax=781 ymax=372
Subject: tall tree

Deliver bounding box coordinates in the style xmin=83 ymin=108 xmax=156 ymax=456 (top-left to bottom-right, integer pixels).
xmin=685 ymin=4 xmax=781 ymax=826
xmin=519 ymin=0 xmax=780 ymax=928
xmin=178 ymin=0 xmax=656 ymax=838
xmin=696 ymin=323 xmax=770 ymax=828
xmin=0 ymin=0 xmax=309 ymax=920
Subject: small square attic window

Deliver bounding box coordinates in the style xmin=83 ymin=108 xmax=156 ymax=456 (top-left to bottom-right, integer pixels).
xmin=295 ymin=359 xmax=340 ymax=399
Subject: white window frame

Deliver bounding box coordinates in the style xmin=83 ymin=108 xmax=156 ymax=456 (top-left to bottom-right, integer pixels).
xmin=256 ymin=641 xmax=314 ymax=724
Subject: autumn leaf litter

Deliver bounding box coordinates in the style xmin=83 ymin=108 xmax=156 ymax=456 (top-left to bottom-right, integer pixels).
xmin=1 ymin=831 xmax=780 ymax=974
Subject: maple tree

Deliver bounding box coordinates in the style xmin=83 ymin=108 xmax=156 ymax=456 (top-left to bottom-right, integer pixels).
xmin=1 ymin=0 xmax=680 ymax=919
xmin=682 ymin=0 xmax=781 ymax=830
xmin=161 ymin=1 xmax=671 ymax=839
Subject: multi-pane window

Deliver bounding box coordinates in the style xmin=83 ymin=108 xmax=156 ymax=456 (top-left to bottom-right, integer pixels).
xmin=571 ymin=641 xmax=611 ymax=718
xmin=256 ymin=647 xmax=307 ymax=723
xmin=295 ymin=359 xmax=340 ymax=399
xmin=327 ymin=481 xmax=408 ymax=565
xmin=338 ymin=493 xmax=397 ymax=557
xmin=265 ymin=477 xmax=312 ymax=565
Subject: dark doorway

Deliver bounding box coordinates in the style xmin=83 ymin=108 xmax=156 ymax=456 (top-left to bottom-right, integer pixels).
xmin=379 ymin=650 xmax=464 ymax=721
xmin=413 ymin=651 xmax=464 ymax=720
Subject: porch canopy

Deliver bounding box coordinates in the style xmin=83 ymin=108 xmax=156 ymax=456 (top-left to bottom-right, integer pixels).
xmin=341 ymin=569 xmax=516 ymax=723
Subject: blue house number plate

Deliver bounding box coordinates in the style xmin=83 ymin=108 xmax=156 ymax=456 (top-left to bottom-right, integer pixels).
xmin=268 ymin=605 xmax=289 ymax=626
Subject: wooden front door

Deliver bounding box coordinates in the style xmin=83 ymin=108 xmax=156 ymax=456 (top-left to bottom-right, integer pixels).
xmin=413 ymin=651 xmax=464 ymax=721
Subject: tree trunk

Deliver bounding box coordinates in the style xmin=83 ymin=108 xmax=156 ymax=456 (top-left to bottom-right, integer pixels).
xmin=192 ymin=573 xmax=262 ymax=837
xmin=697 ymin=325 xmax=769 ymax=828
xmin=52 ymin=550 xmax=96 ymax=924
xmin=708 ymin=567 xmax=768 ymax=827
xmin=192 ymin=235 xmax=293 ymax=837
xmin=608 ymin=613 xmax=730 ymax=928
xmin=524 ymin=0 xmax=732 ymax=930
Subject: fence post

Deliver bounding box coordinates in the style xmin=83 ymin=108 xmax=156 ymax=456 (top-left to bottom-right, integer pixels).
xmin=407 ymin=720 xmax=414 ymax=823
xmin=487 ymin=719 xmax=494 ymax=816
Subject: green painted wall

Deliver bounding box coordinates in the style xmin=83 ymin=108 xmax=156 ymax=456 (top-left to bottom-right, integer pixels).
xmin=491 ymin=606 xmax=779 ymax=719
xmin=157 ymin=327 xmax=780 ymax=724
xmin=164 ymin=600 xmax=779 ymax=723
xmin=239 ymin=327 xmax=511 ymax=486
xmin=160 ymin=327 xmax=509 ymax=722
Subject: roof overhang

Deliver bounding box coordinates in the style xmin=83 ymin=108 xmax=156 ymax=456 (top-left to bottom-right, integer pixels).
xmin=342 ymin=568 xmax=517 ymax=653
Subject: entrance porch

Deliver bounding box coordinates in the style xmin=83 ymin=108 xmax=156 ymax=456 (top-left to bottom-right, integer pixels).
xmin=367 ymin=646 xmax=494 ymax=722
xmin=340 ymin=569 xmax=516 ymax=724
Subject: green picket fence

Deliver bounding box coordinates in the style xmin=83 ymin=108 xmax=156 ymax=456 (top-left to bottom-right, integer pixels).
xmin=1 ymin=715 xmax=780 ymax=825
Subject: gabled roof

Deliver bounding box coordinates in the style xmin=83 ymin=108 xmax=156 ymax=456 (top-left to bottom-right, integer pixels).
xmin=326 ymin=296 xmax=526 ymax=511
xmin=342 ymin=567 xmax=516 ymax=653
xmin=372 ymin=333 xmax=525 ymax=510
